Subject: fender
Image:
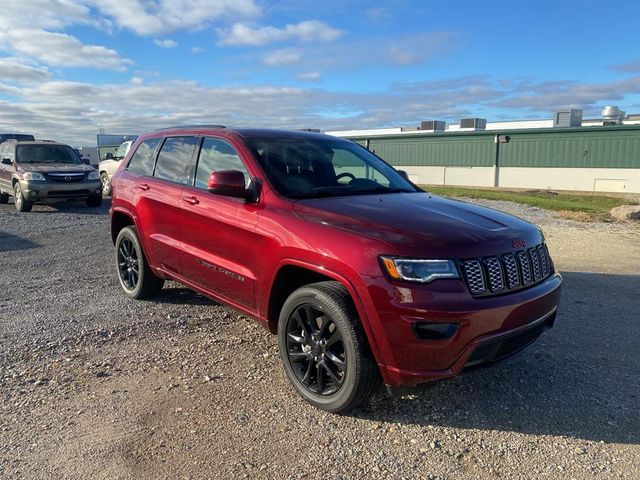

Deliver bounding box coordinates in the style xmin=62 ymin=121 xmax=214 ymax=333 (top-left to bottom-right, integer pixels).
xmin=269 ymin=257 xmax=385 ymax=368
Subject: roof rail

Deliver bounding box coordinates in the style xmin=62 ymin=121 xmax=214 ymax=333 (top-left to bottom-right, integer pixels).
xmin=154 ymin=124 xmax=226 ymax=131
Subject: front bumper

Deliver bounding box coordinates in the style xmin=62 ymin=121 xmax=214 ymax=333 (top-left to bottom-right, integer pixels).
xmin=362 ymin=272 xmax=562 ymax=387
xmin=21 ymin=180 xmax=102 ymax=201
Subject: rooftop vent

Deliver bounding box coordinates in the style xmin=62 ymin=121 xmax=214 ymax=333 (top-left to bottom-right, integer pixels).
xmin=419 ymin=120 xmax=446 ymax=132
xmin=601 ymin=106 xmax=625 ymax=125
xmin=553 ymin=109 xmax=582 ymax=128
xmin=459 ymin=118 xmax=487 ymax=131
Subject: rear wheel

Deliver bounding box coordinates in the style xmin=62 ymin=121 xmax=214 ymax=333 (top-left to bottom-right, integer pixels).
xmin=277 ymin=281 xmax=380 ymax=413
xmin=115 ymin=226 xmax=164 ymax=299
xmin=13 ymin=183 xmax=32 ymax=212
xmin=86 ymin=194 xmax=102 ymax=207
xmin=100 ymin=172 xmax=111 ymax=196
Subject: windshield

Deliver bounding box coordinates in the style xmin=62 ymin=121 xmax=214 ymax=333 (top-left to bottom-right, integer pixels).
xmin=113 ymin=141 xmax=130 ymax=159
xmin=16 ymin=144 xmax=83 ymax=165
xmin=245 ymin=137 xmax=418 ymax=198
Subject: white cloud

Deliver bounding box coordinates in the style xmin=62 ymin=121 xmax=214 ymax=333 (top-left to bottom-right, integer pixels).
xmin=130 ymin=76 xmax=144 ymax=85
xmin=0 ymin=29 xmax=131 ymax=70
xmin=262 ymin=49 xmax=302 ymax=66
xmin=90 ymin=0 xmax=261 ymax=36
xmin=297 ymin=71 xmax=321 ymax=82
xmin=154 ymin=39 xmax=178 ymax=48
xmin=191 ymin=46 xmax=205 ymax=54
xmin=0 ymin=57 xmax=51 ymax=82
xmin=217 ymin=20 xmax=343 ymax=47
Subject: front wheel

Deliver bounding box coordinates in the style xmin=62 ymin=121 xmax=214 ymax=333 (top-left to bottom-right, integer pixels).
xmin=0 ymin=191 xmax=8 ymax=204
xmin=13 ymin=183 xmax=32 ymax=212
xmin=277 ymin=281 xmax=380 ymax=413
xmin=100 ymin=172 xmax=111 ymax=196
xmin=115 ymin=226 xmax=164 ymax=299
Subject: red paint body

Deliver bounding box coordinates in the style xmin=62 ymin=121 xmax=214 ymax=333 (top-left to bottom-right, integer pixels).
xmin=110 ymin=127 xmax=562 ymax=388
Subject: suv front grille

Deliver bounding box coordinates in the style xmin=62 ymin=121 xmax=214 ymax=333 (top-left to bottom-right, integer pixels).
xmin=460 ymin=243 xmax=553 ymax=297
xmin=46 ymin=172 xmax=86 ymax=183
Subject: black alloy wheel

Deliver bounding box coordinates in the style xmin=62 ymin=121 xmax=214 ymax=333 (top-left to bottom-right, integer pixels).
xmin=278 ymin=281 xmax=380 ymax=413
xmin=285 ymin=303 xmax=347 ymax=396
xmin=114 ymin=226 xmax=164 ymax=299
xmin=118 ymin=236 xmax=139 ymax=290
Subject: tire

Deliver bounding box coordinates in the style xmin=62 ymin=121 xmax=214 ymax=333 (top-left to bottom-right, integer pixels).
xmin=13 ymin=183 xmax=32 ymax=212
xmin=277 ymin=281 xmax=380 ymax=413
xmin=114 ymin=226 xmax=164 ymax=299
xmin=100 ymin=172 xmax=111 ymax=196
xmin=0 ymin=191 xmax=8 ymax=204
xmin=86 ymin=194 xmax=102 ymax=207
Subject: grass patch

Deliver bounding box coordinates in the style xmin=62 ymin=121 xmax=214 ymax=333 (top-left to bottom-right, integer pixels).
xmin=421 ymin=186 xmax=634 ymax=221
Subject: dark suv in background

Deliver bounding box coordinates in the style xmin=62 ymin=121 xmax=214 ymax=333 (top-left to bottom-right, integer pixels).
xmin=0 ymin=140 xmax=102 ymax=212
xmin=110 ymin=126 xmax=562 ymax=412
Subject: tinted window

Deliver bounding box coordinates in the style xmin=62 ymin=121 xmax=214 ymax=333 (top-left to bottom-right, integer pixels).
xmin=245 ymin=138 xmax=416 ymax=198
xmin=127 ymin=138 xmax=161 ymax=176
xmin=154 ymin=136 xmax=197 ymax=184
xmin=195 ymin=138 xmax=250 ymax=188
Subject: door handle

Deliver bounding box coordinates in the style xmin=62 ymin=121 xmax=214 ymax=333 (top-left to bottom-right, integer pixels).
xmin=137 ymin=183 xmax=150 ymax=191
xmin=183 ymin=195 xmax=199 ymax=205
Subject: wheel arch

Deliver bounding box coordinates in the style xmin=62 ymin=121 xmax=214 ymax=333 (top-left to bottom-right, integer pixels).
xmin=110 ymin=208 xmax=136 ymax=244
xmin=265 ymin=260 xmax=383 ymax=365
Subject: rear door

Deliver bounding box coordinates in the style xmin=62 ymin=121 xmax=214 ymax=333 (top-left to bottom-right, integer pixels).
xmin=179 ymin=136 xmax=259 ymax=309
xmin=119 ymin=135 xmax=197 ymax=273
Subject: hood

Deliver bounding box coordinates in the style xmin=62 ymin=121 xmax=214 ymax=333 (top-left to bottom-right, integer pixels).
xmin=293 ymin=192 xmax=543 ymax=258
xmin=18 ymin=163 xmax=94 ymax=173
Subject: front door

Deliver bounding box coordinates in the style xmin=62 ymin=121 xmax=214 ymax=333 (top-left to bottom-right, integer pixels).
xmin=179 ymin=136 xmax=259 ymax=309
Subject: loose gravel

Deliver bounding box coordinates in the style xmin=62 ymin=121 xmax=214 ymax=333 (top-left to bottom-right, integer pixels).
xmin=1 ymin=198 xmax=639 ymax=479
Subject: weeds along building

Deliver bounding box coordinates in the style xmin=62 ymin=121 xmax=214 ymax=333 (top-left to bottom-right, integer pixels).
xmin=327 ymin=108 xmax=640 ymax=194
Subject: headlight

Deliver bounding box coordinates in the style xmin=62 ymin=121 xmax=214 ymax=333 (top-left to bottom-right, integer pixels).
xmin=23 ymin=172 xmax=46 ymax=181
xmin=87 ymin=171 xmax=100 ymax=180
xmin=380 ymin=256 xmax=459 ymax=283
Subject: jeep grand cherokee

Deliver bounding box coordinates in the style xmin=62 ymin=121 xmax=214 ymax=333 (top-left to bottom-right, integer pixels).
xmin=109 ymin=126 xmax=562 ymax=412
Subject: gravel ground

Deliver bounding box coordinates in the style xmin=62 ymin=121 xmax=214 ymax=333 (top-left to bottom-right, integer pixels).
xmin=0 ymin=197 xmax=639 ymax=479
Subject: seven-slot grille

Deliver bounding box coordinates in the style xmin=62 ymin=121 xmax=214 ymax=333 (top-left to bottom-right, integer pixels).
xmin=460 ymin=243 xmax=552 ymax=297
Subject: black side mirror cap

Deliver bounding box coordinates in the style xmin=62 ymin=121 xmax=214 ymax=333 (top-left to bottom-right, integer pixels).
xmin=1 ymin=158 xmax=12 ymax=166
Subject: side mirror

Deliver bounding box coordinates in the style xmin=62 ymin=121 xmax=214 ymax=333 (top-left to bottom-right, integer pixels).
xmin=105 ymin=152 xmax=113 ymax=160
xmin=83 ymin=157 xmax=90 ymax=165
xmin=208 ymin=170 xmax=247 ymax=198
xmin=1 ymin=158 xmax=12 ymax=166
xmin=397 ymin=170 xmax=409 ymax=180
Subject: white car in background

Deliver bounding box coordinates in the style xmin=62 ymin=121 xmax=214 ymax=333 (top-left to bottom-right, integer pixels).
xmin=98 ymin=140 xmax=133 ymax=196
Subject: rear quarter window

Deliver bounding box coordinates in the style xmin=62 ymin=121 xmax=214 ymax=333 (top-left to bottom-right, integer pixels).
xmin=127 ymin=138 xmax=161 ymax=176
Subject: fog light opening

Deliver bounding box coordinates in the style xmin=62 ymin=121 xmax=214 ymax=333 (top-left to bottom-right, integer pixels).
xmin=413 ymin=322 xmax=459 ymax=340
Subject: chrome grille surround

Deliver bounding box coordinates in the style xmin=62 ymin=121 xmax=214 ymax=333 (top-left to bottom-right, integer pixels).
xmin=460 ymin=243 xmax=552 ymax=297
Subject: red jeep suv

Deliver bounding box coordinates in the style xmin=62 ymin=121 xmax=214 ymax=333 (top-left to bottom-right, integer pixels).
xmin=110 ymin=126 xmax=562 ymax=412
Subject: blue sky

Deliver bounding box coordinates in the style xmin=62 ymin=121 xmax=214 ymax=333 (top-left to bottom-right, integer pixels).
xmin=0 ymin=0 xmax=640 ymax=145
